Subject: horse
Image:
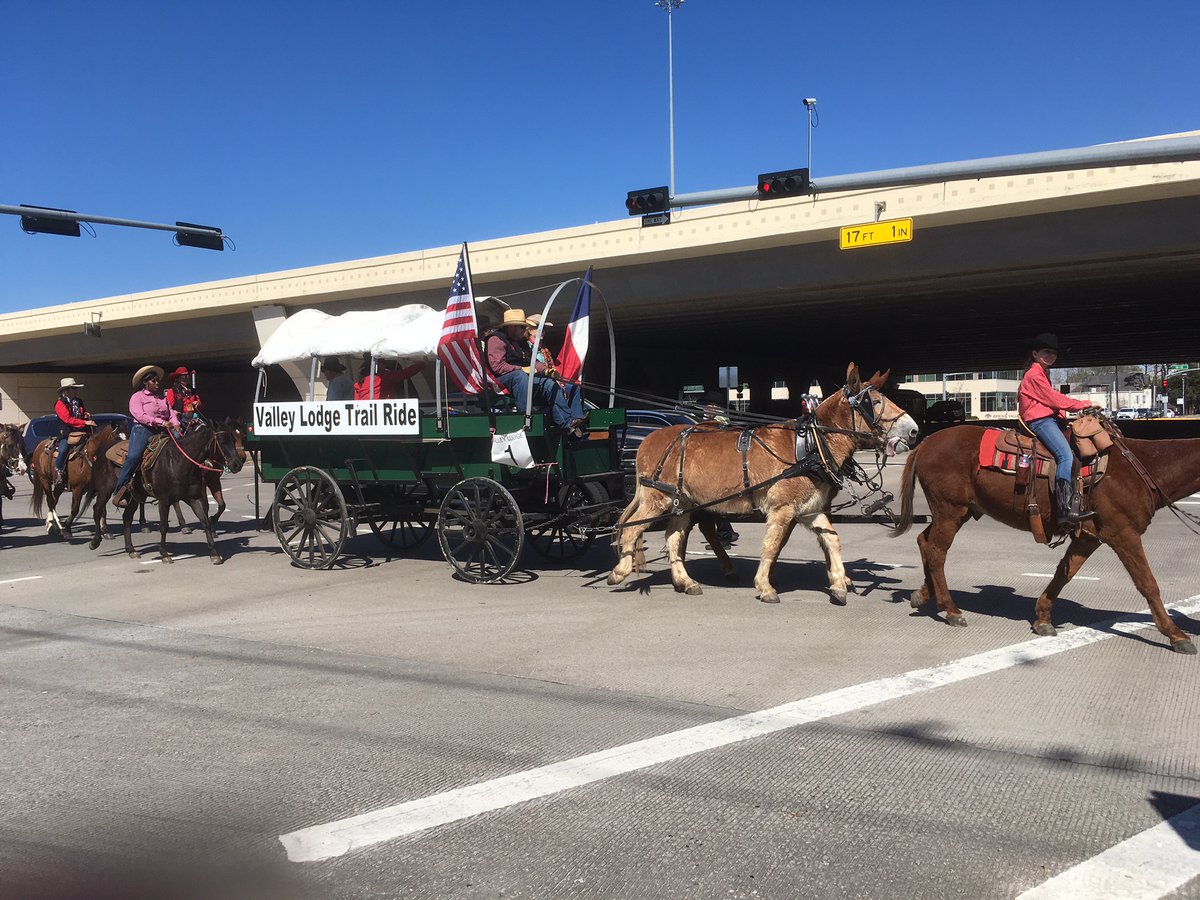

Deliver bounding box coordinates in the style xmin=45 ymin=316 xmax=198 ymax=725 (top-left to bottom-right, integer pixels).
xmin=608 ymin=364 xmax=920 ymax=603
xmin=0 ymin=424 xmax=26 ymax=528
xmin=890 ymin=422 xmax=1199 ymax=655
xmin=141 ymin=417 xmax=247 ymax=534
xmin=94 ymin=422 xmax=246 ymax=563
xmin=29 ymin=426 xmax=119 ymax=540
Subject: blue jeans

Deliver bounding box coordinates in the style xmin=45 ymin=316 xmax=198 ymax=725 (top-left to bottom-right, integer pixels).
xmin=1028 ymin=416 xmax=1073 ymax=484
xmin=498 ymin=369 xmax=583 ymax=430
xmin=56 ymin=436 xmax=70 ymax=473
xmin=115 ymin=423 xmax=153 ymax=491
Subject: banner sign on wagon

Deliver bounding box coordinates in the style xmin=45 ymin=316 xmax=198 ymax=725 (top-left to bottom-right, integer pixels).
xmin=253 ymin=400 xmax=420 ymax=436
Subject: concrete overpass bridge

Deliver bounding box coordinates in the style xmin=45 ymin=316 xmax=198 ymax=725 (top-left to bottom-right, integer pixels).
xmin=3 ymin=133 xmax=1199 ymax=421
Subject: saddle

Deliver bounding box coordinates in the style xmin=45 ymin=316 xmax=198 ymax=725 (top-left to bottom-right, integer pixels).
xmin=43 ymin=433 xmax=89 ymax=466
xmin=979 ymin=414 xmax=1114 ymax=543
xmin=105 ymin=434 xmax=171 ymax=479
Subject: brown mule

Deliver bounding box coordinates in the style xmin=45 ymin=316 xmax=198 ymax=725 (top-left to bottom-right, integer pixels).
xmin=609 ymin=364 xmax=920 ymax=603
xmin=891 ymin=424 xmax=1198 ymax=654
xmin=29 ymin=426 xmax=119 ymax=540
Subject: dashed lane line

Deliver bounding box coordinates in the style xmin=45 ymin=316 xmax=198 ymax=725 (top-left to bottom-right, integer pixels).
xmin=1017 ymin=802 xmax=1200 ymax=899
xmin=1022 ymin=572 xmax=1101 ymax=581
xmin=278 ymin=594 xmax=1200 ymax=863
xmin=0 ymin=576 xmax=43 ymax=586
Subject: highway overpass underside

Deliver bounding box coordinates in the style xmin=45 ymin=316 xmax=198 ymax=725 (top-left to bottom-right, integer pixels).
xmin=3 ymin=192 xmax=1198 ymax=418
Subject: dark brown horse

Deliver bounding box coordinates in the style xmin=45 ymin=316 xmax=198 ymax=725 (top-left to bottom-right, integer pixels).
xmin=609 ymin=365 xmax=920 ymax=603
xmin=149 ymin=417 xmax=247 ymax=534
xmin=30 ymin=426 xmax=119 ymax=540
xmin=92 ymin=423 xmax=246 ymax=563
xmin=891 ymin=424 xmax=1198 ymax=654
xmin=0 ymin=424 xmax=25 ymax=528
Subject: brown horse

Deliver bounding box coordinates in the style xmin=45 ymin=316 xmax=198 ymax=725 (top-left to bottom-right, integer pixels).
xmin=29 ymin=426 xmax=119 ymax=540
xmin=149 ymin=417 xmax=248 ymax=534
xmin=0 ymin=424 xmax=26 ymax=528
xmin=94 ymin=423 xmax=246 ymax=563
xmin=609 ymin=365 xmax=920 ymax=603
xmin=891 ymin=424 xmax=1198 ymax=654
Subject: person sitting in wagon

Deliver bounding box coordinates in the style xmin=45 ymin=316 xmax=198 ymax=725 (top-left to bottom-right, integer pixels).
xmin=353 ymin=356 xmax=429 ymax=400
xmin=165 ymin=366 xmax=204 ymax=432
xmin=112 ymin=365 xmax=180 ymax=508
xmin=321 ymin=358 xmax=354 ymax=401
xmin=486 ymin=308 xmax=585 ymax=440
xmin=525 ymin=313 xmax=557 ymax=369
xmin=51 ymin=376 xmax=96 ymax=488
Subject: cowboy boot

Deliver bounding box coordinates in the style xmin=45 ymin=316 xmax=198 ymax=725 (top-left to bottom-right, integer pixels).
xmin=52 ymin=466 xmax=63 ymax=490
xmin=1055 ymin=480 xmax=1077 ymax=529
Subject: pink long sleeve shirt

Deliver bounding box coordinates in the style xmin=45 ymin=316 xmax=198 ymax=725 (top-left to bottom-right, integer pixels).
xmin=1018 ymin=364 xmax=1091 ymax=421
xmin=129 ymin=389 xmax=180 ymax=429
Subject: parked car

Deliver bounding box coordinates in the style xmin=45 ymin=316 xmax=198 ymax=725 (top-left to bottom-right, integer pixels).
xmin=1116 ymin=407 xmax=1138 ymax=420
xmin=22 ymin=413 xmax=133 ymax=462
xmin=1136 ymin=408 xmax=1153 ymax=419
xmin=619 ymin=408 xmax=702 ymax=497
xmin=923 ymin=399 xmax=966 ymax=434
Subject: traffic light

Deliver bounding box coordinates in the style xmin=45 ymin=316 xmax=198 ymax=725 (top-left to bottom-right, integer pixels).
xmin=18 ymin=205 xmax=81 ymax=237
xmin=174 ymin=221 xmax=225 ymax=251
xmin=625 ymin=186 xmax=669 ymax=216
xmin=756 ymin=167 xmax=810 ymax=199
xmin=1163 ymin=379 xmax=1169 ymax=390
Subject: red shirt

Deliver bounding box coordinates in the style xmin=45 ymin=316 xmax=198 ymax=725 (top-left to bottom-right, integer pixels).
xmin=353 ymin=362 xmax=427 ymax=400
xmin=1018 ymin=363 xmax=1091 ymax=421
xmin=54 ymin=397 xmax=90 ymax=429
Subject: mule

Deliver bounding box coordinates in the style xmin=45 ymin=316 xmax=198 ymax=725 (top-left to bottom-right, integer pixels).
xmin=608 ymin=365 xmax=920 ymax=603
xmin=890 ymin=423 xmax=1198 ymax=654
xmin=95 ymin=423 xmax=246 ymax=564
xmin=29 ymin=426 xmax=119 ymax=540
xmin=0 ymin=424 xmax=26 ymax=528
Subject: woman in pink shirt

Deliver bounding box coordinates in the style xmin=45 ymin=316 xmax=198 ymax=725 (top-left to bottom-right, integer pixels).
xmin=1018 ymin=333 xmax=1092 ymax=524
xmin=113 ymin=365 xmax=180 ymax=507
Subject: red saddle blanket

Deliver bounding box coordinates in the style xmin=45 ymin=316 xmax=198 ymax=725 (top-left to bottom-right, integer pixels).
xmin=978 ymin=428 xmax=1100 ymax=480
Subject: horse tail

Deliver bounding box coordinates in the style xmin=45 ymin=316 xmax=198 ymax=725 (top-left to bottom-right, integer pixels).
xmin=31 ymin=467 xmax=45 ymax=519
xmin=890 ymin=445 xmax=920 ymax=537
xmin=612 ymin=481 xmax=647 ymax=573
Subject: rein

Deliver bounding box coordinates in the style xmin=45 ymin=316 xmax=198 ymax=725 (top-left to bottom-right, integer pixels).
xmin=168 ymin=428 xmax=224 ymax=473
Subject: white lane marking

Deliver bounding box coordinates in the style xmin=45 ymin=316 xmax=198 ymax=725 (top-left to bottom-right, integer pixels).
xmin=1177 ymin=501 xmax=1200 ymax=506
xmin=137 ymin=554 xmax=197 ymax=565
xmin=0 ymin=576 xmax=43 ymax=586
xmin=1022 ymin=572 xmax=1101 ymax=581
xmin=1018 ymin=802 xmax=1200 ymax=899
xmin=279 ymin=595 xmax=1200 ymax=863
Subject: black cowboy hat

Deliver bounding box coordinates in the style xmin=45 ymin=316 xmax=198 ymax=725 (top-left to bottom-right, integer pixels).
xmin=1030 ymin=332 xmax=1060 ymax=351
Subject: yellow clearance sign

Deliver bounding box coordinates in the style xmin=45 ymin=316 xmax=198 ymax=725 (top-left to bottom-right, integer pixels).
xmin=839 ymin=217 xmax=914 ymax=250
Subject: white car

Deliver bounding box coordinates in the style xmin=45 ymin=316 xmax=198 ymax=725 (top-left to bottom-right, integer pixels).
xmin=1116 ymin=408 xmax=1138 ymax=420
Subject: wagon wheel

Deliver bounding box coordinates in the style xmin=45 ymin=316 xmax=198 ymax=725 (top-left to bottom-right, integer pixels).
xmin=437 ymin=476 xmax=524 ymax=584
xmin=273 ymin=466 xmax=348 ymax=569
xmin=528 ymin=481 xmax=608 ymax=560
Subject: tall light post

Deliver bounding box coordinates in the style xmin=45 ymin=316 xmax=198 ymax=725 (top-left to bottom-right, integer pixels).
xmin=656 ymin=0 xmax=683 ymax=197
xmin=802 ymin=98 xmax=818 ymax=176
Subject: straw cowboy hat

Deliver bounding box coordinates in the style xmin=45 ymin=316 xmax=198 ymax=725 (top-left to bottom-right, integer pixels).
xmin=501 ymin=308 xmax=531 ymax=328
xmin=57 ymin=377 xmax=85 ymax=393
xmin=526 ymin=313 xmax=553 ymax=328
xmin=132 ymin=365 xmax=165 ymax=389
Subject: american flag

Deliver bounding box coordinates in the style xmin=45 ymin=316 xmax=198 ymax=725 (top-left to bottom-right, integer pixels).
xmin=438 ymin=245 xmax=503 ymax=394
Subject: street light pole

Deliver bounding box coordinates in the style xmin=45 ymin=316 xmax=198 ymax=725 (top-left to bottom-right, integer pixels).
xmin=802 ymin=98 xmax=818 ymax=176
xmin=656 ymin=0 xmax=683 ymax=198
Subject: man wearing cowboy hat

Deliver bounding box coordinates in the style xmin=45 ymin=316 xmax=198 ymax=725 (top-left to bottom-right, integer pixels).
xmin=165 ymin=365 xmax=205 ymax=431
xmin=51 ymin=377 xmax=95 ymax=489
xmin=320 ymin=358 xmax=354 ymax=401
xmin=485 ymin=308 xmax=585 ymax=438
xmin=112 ymin=365 xmax=180 ymax=508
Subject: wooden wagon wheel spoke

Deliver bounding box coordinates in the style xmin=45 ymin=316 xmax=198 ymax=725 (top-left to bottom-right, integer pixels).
xmin=437 ymin=476 xmax=524 ymax=584
xmin=273 ymin=466 xmax=347 ymax=570
xmin=528 ymin=481 xmax=608 ymax=561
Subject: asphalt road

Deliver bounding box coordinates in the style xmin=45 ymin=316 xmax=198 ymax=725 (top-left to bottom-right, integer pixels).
xmin=1 ymin=454 xmax=1198 ymax=900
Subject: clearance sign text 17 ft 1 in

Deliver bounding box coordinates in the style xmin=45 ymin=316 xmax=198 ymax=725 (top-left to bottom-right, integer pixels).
xmin=839 ymin=217 xmax=913 ymax=250
xmin=253 ymin=400 xmax=419 ymax=436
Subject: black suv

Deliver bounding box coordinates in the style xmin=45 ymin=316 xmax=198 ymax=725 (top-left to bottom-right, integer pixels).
xmin=22 ymin=413 xmax=133 ymax=462
xmin=620 ymin=409 xmax=701 ymax=495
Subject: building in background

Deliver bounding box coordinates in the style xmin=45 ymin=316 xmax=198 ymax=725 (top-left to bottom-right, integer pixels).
xmin=903 ymin=371 xmax=1153 ymax=419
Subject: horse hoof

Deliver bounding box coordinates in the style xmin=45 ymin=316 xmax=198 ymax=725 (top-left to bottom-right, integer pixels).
xmin=946 ymin=614 xmax=968 ymax=628
xmin=723 ymin=570 xmax=738 ymax=582
xmin=606 ymin=572 xmax=624 ymax=586
xmin=128 ymin=551 xmax=141 ymax=559
xmin=181 ymin=527 xmax=192 ymax=535
xmin=830 ymin=589 xmax=848 ymax=606
xmin=1033 ymin=622 xmax=1057 ymax=637
xmin=758 ymin=592 xmax=780 ymax=604
xmin=89 ymin=539 xmax=100 ymax=551
xmin=681 ymin=583 xmax=703 ymax=596
xmin=161 ymin=556 xmax=174 ymax=565
xmin=210 ymin=555 xmax=223 ymax=565
xmin=909 ymin=591 xmax=926 ymax=609
xmin=1171 ymin=638 xmax=1197 ymax=655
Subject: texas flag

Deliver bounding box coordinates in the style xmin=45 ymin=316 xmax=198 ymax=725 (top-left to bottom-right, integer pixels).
xmin=556 ymin=266 xmax=592 ymax=383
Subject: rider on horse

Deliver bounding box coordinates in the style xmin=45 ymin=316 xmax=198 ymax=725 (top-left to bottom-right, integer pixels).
xmin=52 ymin=377 xmax=96 ymax=489
xmin=1018 ymin=333 xmax=1093 ymax=526
xmin=113 ymin=365 xmax=179 ymax=509
xmin=165 ymin=366 xmax=204 ymax=433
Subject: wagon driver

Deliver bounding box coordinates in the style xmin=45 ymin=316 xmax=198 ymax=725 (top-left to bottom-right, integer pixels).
xmin=112 ymin=365 xmax=180 ymax=508
xmin=51 ymin=377 xmax=96 ymax=489
xmin=486 ymin=308 xmax=585 ymax=440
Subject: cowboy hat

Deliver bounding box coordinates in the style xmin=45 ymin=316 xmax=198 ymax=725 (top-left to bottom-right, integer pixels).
xmin=132 ymin=364 xmax=165 ymax=389
xmin=320 ymin=357 xmax=346 ymax=373
xmin=58 ymin=376 xmax=84 ymax=392
xmin=526 ymin=313 xmax=553 ymax=328
xmin=1030 ymin=332 xmax=1060 ymax=351
xmin=501 ymin=308 xmax=530 ymax=327
xmin=166 ymin=365 xmax=191 ymax=380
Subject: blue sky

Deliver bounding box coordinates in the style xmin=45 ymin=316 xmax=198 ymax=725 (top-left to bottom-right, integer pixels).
xmin=2 ymin=0 xmax=1197 ymax=314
